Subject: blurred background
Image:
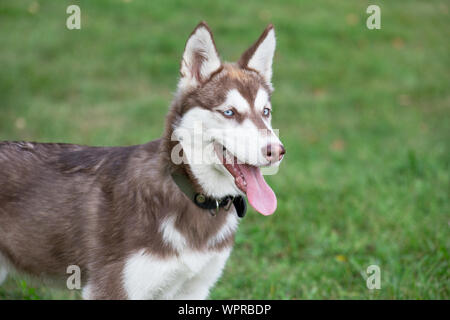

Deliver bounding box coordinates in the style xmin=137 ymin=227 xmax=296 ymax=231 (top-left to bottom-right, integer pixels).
xmin=0 ymin=0 xmax=448 ymax=299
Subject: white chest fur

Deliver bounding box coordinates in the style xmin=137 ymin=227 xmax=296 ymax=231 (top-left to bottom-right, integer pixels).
xmin=160 ymin=213 xmax=239 ymax=251
xmin=122 ymin=247 xmax=231 ymax=300
xmin=121 ymin=213 xmax=238 ymax=300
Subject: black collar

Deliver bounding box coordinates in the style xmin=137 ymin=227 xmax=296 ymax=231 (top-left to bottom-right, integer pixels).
xmin=171 ymin=171 xmax=247 ymax=218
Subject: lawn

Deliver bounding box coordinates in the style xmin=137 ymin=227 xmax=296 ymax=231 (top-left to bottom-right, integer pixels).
xmin=0 ymin=0 xmax=448 ymax=299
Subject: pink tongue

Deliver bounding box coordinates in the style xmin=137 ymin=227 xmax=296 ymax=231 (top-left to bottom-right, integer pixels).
xmin=238 ymin=164 xmax=277 ymax=215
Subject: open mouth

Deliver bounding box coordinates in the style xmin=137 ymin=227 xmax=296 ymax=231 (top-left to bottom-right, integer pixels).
xmin=214 ymin=143 xmax=277 ymax=216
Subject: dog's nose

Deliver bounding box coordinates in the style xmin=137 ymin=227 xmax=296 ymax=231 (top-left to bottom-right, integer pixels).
xmin=263 ymin=144 xmax=286 ymax=163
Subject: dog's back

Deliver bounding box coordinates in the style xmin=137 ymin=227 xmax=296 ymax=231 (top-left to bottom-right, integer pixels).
xmin=0 ymin=141 xmax=139 ymax=279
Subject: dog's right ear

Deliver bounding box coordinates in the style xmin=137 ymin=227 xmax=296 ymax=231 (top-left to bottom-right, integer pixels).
xmin=178 ymin=22 xmax=221 ymax=90
xmin=238 ymin=24 xmax=276 ymax=86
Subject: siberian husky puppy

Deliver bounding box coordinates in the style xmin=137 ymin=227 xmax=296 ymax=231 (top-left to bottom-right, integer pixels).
xmin=0 ymin=22 xmax=285 ymax=299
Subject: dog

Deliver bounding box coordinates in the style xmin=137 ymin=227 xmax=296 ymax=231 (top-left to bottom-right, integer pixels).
xmin=0 ymin=22 xmax=285 ymax=300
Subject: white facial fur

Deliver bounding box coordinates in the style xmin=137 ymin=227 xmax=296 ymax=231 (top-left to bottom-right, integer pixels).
xmin=254 ymin=88 xmax=269 ymax=112
xmin=173 ymin=107 xmax=241 ymax=197
xmin=172 ymin=88 xmax=282 ymax=198
xmin=223 ymin=89 xmax=250 ymax=114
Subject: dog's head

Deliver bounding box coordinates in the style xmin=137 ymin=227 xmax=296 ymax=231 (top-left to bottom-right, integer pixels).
xmin=170 ymin=22 xmax=285 ymax=215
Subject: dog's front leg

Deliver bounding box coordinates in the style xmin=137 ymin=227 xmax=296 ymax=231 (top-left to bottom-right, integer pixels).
xmin=120 ymin=249 xmax=183 ymax=300
xmin=0 ymin=267 xmax=7 ymax=285
xmin=82 ymin=268 xmax=129 ymax=300
xmin=174 ymin=248 xmax=231 ymax=300
xmin=0 ymin=253 xmax=9 ymax=286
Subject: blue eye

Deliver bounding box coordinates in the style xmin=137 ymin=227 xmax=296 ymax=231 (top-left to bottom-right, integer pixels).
xmin=263 ymin=108 xmax=271 ymax=116
xmin=223 ymin=109 xmax=234 ymax=117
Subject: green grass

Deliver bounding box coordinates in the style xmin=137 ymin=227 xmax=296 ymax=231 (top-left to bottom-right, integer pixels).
xmin=0 ymin=0 xmax=449 ymax=299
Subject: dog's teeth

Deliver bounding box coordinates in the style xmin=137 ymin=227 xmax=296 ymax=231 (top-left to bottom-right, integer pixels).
xmin=236 ymin=176 xmax=247 ymax=187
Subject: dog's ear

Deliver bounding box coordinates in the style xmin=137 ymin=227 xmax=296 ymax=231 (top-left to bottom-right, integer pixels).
xmin=179 ymin=22 xmax=221 ymax=89
xmin=238 ymin=24 xmax=276 ymax=85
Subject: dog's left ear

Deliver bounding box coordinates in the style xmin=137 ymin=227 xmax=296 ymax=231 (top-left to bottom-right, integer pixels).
xmin=238 ymin=24 xmax=276 ymax=85
xmin=179 ymin=21 xmax=221 ymax=89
